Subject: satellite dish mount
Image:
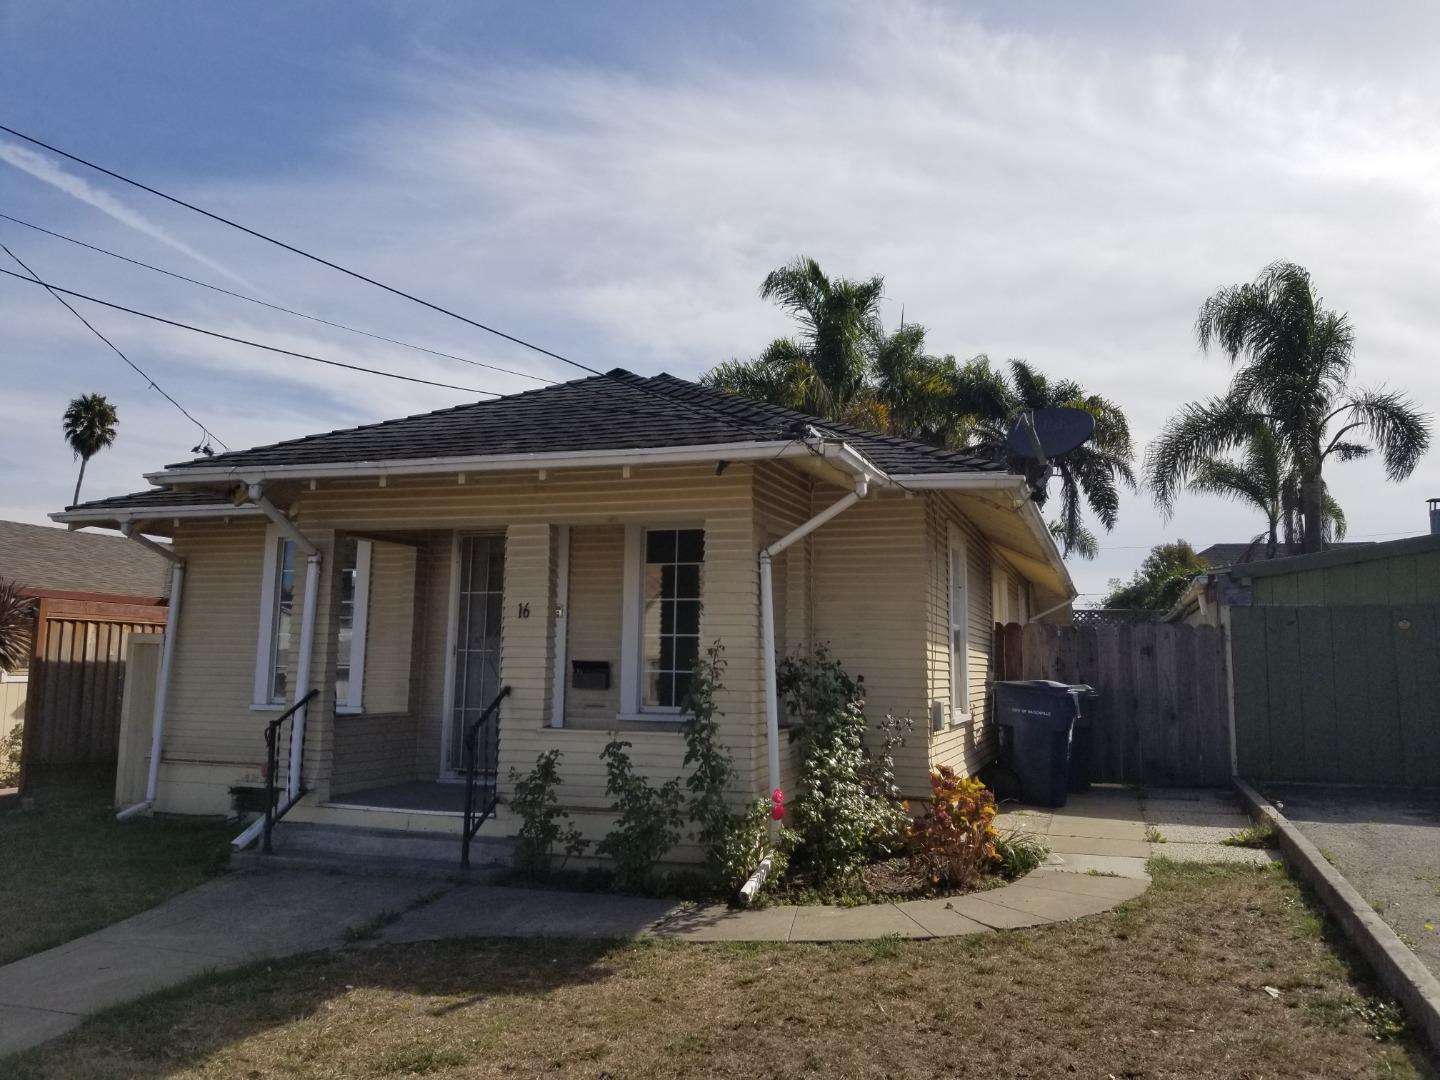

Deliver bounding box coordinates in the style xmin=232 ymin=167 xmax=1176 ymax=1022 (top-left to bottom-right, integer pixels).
xmin=1004 ymin=407 xmax=1096 ymax=500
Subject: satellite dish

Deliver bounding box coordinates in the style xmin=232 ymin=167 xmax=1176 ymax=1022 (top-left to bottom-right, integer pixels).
xmin=1005 ymin=408 xmax=1095 ymax=461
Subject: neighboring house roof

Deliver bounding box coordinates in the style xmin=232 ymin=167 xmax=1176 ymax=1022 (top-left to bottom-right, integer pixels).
xmin=147 ymin=369 xmax=1006 ymax=483
xmin=1196 ymin=540 xmax=1375 ymax=568
xmin=1227 ymin=532 xmax=1440 ymax=580
xmin=0 ymin=520 xmax=170 ymax=598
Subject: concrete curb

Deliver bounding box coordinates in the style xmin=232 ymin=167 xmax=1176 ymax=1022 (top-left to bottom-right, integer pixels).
xmin=1233 ymin=778 xmax=1440 ymax=1054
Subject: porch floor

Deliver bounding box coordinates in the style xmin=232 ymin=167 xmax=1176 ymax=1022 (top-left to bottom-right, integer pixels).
xmin=324 ymin=781 xmax=470 ymax=815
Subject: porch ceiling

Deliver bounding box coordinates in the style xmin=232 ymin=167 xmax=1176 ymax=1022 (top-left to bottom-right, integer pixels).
xmin=946 ymin=489 xmax=1072 ymax=607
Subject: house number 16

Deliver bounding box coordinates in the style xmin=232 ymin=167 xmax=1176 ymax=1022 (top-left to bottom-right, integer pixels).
xmin=517 ymin=602 xmax=530 ymax=618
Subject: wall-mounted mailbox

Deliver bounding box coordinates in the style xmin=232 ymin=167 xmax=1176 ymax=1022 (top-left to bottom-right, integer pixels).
xmin=571 ymin=660 xmax=611 ymax=691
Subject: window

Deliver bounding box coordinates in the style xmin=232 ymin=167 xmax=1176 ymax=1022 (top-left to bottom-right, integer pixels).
xmin=948 ymin=525 xmax=969 ymax=717
xmin=254 ymin=531 xmax=293 ymax=707
xmin=334 ymin=538 xmax=372 ymax=711
xmin=641 ymin=528 xmax=704 ymax=709
xmin=620 ymin=526 xmax=705 ymax=716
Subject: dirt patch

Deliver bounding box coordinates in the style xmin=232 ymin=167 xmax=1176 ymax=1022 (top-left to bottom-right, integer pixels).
xmin=7 ymin=861 xmax=1436 ymax=1079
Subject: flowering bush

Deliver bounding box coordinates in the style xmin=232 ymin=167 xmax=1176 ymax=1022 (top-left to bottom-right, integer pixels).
xmin=597 ymin=739 xmax=685 ymax=893
xmin=508 ymin=749 xmax=588 ymax=876
xmin=780 ymin=649 xmax=909 ymax=888
xmin=905 ymin=767 xmax=999 ymax=890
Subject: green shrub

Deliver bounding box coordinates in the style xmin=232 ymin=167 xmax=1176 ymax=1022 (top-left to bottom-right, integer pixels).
xmin=994 ymin=828 xmax=1049 ymax=880
xmin=0 ymin=723 xmax=21 ymax=789
xmin=597 ymin=739 xmax=684 ymax=893
xmin=508 ymin=749 xmax=588 ymax=876
xmin=779 ymin=648 xmax=909 ymax=888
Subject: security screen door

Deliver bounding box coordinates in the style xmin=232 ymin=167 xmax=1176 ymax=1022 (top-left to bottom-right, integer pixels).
xmin=448 ymin=534 xmax=505 ymax=774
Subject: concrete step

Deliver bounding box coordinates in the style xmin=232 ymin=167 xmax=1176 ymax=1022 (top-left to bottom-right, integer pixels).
xmin=233 ymin=822 xmax=515 ymax=882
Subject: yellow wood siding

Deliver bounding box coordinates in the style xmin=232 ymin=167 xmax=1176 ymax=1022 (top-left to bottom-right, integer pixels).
xmin=360 ymin=540 xmax=417 ymax=714
xmin=331 ymin=713 xmax=419 ymax=794
xmin=0 ymin=674 xmax=25 ymax=752
xmin=564 ymin=525 xmax=624 ymax=723
xmin=926 ymin=492 xmax=999 ymax=781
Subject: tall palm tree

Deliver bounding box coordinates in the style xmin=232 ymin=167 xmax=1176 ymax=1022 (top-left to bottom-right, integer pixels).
xmin=953 ymin=359 xmax=1136 ymax=559
xmin=705 ymin=256 xmax=885 ymax=424
xmin=1177 ymin=423 xmax=1346 ymax=558
xmin=1148 ymin=262 xmax=1430 ymax=553
xmin=62 ymin=393 xmax=119 ymax=506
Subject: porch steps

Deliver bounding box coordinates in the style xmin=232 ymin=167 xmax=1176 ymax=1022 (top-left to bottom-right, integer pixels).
xmin=232 ymin=823 xmax=516 ymax=882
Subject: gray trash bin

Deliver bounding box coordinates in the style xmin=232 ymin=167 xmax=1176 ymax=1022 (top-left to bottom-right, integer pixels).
xmin=994 ymin=680 xmax=1091 ymax=807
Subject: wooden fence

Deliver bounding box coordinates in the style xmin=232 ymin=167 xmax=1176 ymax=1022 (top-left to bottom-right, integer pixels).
xmin=23 ymin=597 xmax=168 ymax=766
xmin=994 ymin=620 xmax=1232 ymax=786
xmin=1230 ymin=604 xmax=1440 ymax=786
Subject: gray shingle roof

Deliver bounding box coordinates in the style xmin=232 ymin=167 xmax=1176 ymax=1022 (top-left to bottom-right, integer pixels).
xmin=158 ymin=369 xmax=1005 ymax=478
xmin=65 ymin=489 xmax=240 ymax=512
xmin=0 ymin=520 xmax=170 ymax=598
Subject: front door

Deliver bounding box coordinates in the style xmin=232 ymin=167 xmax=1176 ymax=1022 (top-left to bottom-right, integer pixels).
xmin=448 ymin=534 xmax=505 ymax=774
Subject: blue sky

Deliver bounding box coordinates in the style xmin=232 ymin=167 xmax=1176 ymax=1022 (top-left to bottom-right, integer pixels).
xmin=4 ymin=1 xmax=1440 ymax=600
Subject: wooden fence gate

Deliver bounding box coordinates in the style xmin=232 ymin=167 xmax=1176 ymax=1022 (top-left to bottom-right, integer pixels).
xmin=24 ymin=597 xmax=168 ymax=766
xmin=994 ymin=620 xmax=1232 ymax=786
xmin=1230 ymin=604 xmax=1440 ymax=786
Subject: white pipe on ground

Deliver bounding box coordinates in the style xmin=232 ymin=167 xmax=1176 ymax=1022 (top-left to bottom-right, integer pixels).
xmin=229 ymin=791 xmax=303 ymax=851
xmin=738 ymin=853 xmax=775 ymax=906
xmin=758 ymin=478 xmax=869 ymax=825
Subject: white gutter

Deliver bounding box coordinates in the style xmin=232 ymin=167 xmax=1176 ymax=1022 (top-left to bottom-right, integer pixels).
xmin=759 ymin=472 xmax=871 ymax=826
xmin=115 ymin=525 xmax=184 ymax=820
xmin=51 ymin=504 xmax=265 ymax=526
xmin=247 ymin=483 xmax=321 ymax=802
xmin=145 ymin=439 xmax=811 ymax=487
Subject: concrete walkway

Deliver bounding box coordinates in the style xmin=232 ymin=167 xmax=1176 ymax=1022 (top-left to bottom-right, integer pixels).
xmin=2 ymin=786 xmax=1262 ymax=1057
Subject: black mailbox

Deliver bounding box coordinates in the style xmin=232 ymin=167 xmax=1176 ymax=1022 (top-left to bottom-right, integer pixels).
xmin=571 ymin=660 xmax=611 ymax=690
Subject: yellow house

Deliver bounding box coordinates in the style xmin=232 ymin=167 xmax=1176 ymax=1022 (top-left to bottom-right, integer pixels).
xmin=54 ymin=371 xmax=1073 ymax=859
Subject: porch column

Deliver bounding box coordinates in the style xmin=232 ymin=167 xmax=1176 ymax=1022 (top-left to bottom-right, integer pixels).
xmin=497 ymin=524 xmax=557 ymax=781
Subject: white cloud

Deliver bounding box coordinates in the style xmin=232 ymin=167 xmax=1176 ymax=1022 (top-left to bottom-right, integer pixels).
xmin=5 ymin=2 xmax=1440 ymax=598
xmin=0 ymin=141 xmax=261 ymax=292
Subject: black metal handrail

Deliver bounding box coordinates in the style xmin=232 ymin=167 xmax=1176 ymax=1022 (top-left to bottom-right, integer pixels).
xmin=262 ymin=688 xmax=319 ymax=854
xmin=461 ymin=685 xmax=511 ymax=869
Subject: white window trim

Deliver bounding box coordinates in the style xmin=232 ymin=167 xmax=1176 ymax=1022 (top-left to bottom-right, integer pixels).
xmin=992 ymin=564 xmax=1009 ymax=626
xmin=252 ymin=524 xmax=294 ymax=708
xmin=0 ymin=670 xmax=27 ymax=684
xmin=619 ymin=523 xmax=703 ymax=719
xmin=948 ymin=522 xmax=970 ymax=721
xmin=335 ymin=539 xmax=372 ymax=713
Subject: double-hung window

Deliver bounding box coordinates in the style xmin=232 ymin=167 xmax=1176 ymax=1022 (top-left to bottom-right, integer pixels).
xmin=948 ymin=523 xmax=970 ymax=720
xmin=254 ymin=530 xmax=371 ymax=709
xmin=621 ymin=526 xmax=704 ymax=716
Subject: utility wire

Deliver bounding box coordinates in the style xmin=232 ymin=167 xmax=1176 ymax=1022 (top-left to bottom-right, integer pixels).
xmin=0 ymin=211 xmax=554 ymax=385
xmin=1 ymin=242 xmax=229 ymax=451
xmin=0 ymin=267 xmax=496 ymax=396
xmin=0 ymin=124 xmax=782 ymax=443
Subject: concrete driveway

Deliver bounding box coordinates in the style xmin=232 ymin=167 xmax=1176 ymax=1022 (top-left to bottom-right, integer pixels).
xmin=1260 ymin=784 xmax=1440 ymax=982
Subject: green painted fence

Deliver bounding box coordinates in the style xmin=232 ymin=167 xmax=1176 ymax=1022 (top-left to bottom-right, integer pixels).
xmin=1230 ymin=604 xmax=1440 ymax=786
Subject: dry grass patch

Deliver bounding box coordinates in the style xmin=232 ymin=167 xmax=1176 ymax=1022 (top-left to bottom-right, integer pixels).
xmin=5 ymin=862 xmax=1434 ymax=1079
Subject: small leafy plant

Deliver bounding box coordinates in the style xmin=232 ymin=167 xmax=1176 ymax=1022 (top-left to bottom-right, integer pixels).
xmin=994 ymin=829 xmax=1049 ymax=880
xmin=1222 ymin=818 xmax=1278 ymax=849
xmin=597 ymin=739 xmax=684 ymax=893
xmin=905 ymin=767 xmax=999 ymax=890
xmin=508 ymin=750 xmax=588 ymax=876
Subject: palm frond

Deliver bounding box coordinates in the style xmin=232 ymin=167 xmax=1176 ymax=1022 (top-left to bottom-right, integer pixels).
xmin=1333 ymin=387 xmax=1431 ymax=481
xmin=1143 ymin=395 xmax=1257 ymax=514
xmin=0 ymin=580 xmax=34 ymax=672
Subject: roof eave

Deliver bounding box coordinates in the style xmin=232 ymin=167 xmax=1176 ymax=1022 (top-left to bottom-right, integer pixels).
xmin=50 ymin=504 xmax=266 ymax=527
xmin=145 ymin=439 xmax=815 ymax=487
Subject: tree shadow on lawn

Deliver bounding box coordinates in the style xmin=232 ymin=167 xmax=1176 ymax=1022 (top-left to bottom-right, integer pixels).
xmin=6 ymin=862 xmax=1438 ymax=1080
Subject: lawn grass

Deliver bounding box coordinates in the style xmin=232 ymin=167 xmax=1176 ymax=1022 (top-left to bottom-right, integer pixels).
xmin=0 ymin=767 xmax=232 ymax=964
xmin=6 ymin=861 xmax=1434 ymax=1079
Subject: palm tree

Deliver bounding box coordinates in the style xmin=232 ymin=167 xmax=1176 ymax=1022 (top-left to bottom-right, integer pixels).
xmin=1176 ymin=423 xmax=1346 ymax=559
xmin=62 ymin=393 xmax=119 ymax=506
xmin=705 ymin=256 xmax=885 ymax=424
xmin=1148 ymin=262 xmax=1430 ymax=554
xmin=953 ymin=359 xmax=1136 ymax=559
xmin=0 ymin=579 xmax=33 ymax=672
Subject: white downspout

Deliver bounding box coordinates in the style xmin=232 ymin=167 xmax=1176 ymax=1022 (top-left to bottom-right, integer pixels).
xmin=759 ymin=476 xmax=869 ymax=825
xmin=247 ymin=483 xmax=322 ymax=802
xmin=116 ymin=526 xmax=184 ymax=820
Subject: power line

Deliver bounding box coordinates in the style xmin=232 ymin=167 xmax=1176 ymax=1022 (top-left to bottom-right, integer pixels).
xmin=0 ymin=122 xmax=604 ymax=377
xmin=0 ymin=211 xmax=554 ymax=385
xmin=0 ymin=267 xmax=496 ymax=396
xmin=1 ymin=242 xmax=228 ymax=451
xmin=0 ymin=124 xmax=783 ymax=443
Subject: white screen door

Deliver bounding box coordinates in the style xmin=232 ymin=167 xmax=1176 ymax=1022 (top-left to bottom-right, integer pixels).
xmin=449 ymin=534 xmax=505 ymax=773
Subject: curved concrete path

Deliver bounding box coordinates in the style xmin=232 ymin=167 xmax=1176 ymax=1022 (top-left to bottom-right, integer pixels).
xmin=3 ymin=787 xmax=1210 ymax=1057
